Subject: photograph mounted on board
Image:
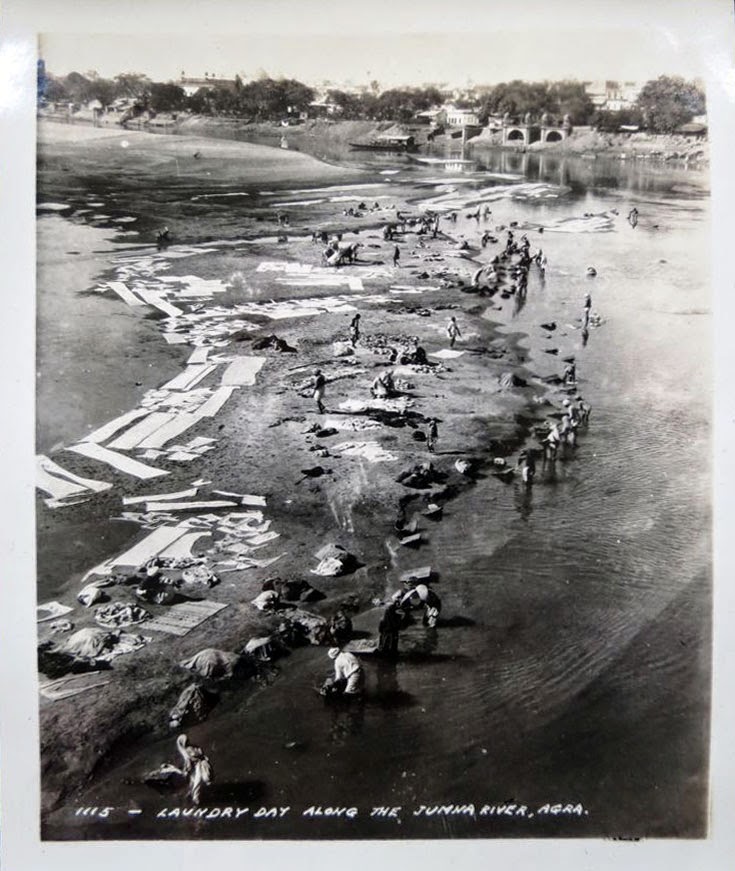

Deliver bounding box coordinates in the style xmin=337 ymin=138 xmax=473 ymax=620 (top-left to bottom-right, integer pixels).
xmin=34 ymin=6 xmax=712 ymax=841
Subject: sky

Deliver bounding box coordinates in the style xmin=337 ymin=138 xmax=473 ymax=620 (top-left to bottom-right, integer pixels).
xmin=36 ymin=0 xmax=726 ymax=88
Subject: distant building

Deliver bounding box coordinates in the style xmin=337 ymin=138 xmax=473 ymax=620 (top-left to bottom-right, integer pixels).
xmin=179 ymin=72 xmax=237 ymax=97
xmin=584 ymin=80 xmax=642 ymax=112
xmin=415 ymin=107 xmax=446 ymax=126
xmin=444 ymin=105 xmax=481 ymax=127
xmin=307 ymin=98 xmax=342 ymax=118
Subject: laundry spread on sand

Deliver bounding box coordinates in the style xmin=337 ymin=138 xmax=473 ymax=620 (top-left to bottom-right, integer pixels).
xmin=145 ymin=500 xmax=238 ymax=513
xmin=212 ymin=491 xmax=266 ymax=507
xmin=161 ymin=363 xmax=219 ymax=392
xmin=221 ymin=356 xmax=266 ymax=386
xmin=62 ymin=627 xmax=152 ymax=662
xmin=332 ymin=441 xmax=399 ymax=462
xmin=85 ymin=526 xmax=189 ymax=577
xmin=142 ymin=600 xmax=229 ymax=637
xmin=36 ymin=454 xmax=113 ymax=506
xmin=339 ymin=397 xmax=413 ymax=414
xmin=322 ymin=417 xmax=382 ymax=432
xmin=123 ymin=487 xmax=200 ymax=506
xmin=39 ymin=673 xmax=110 ymax=702
xmin=430 ymin=349 xmax=466 ymax=359
xmin=67 ymin=441 xmax=169 ymax=480
xmin=276 ymin=276 xmax=364 ymax=291
xmin=82 ymin=408 xmax=151 ymax=444
xmin=135 ymin=289 xmax=185 ymax=318
xmin=107 ymin=281 xmax=145 ymax=306
xmin=38 ymin=601 xmax=74 ymax=623
xmin=158 ymin=530 xmax=212 ymax=560
xmin=187 ymin=346 xmax=211 ymax=365
xmin=108 ymin=411 xmax=179 ymax=450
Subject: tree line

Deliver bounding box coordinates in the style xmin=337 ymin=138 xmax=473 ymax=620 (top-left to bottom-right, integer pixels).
xmin=39 ymin=69 xmax=705 ymax=134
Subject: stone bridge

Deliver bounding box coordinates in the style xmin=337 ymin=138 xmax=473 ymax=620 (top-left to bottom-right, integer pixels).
xmin=501 ymin=112 xmax=572 ymax=146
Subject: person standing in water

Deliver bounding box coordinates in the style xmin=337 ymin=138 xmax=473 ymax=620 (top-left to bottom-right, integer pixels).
xmin=544 ymin=422 xmax=561 ymax=462
xmin=378 ymin=602 xmax=403 ymax=658
xmin=176 ymin=734 xmax=213 ymax=806
xmin=393 ymin=244 xmax=401 ymax=267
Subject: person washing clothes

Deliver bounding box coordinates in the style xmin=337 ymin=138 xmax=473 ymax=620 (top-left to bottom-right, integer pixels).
xmin=323 ymin=647 xmax=364 ymax=696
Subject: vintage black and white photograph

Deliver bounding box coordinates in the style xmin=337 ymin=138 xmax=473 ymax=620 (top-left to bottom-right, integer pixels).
xmin=13 ymin=0 xmax=732 ymax=852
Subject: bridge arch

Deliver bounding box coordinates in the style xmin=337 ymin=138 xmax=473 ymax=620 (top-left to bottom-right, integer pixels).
xmin=545 ymin=130 xmax=563 ymax=142
xmin=506 ymin=128 xmax=525 ymax=142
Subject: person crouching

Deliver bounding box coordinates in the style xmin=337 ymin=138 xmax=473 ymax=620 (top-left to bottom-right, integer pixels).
xmin=322 ymin=647 xmax=364 ymax=698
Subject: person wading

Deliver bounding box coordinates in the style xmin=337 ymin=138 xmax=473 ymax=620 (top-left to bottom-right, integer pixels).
xmin=378 ymin=602 xmax=403 ymax=658
xmin=176 ymin=734 xmax=213 ymax=806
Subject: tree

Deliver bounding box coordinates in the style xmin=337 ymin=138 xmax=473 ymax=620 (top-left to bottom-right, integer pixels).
xmin=590 ymin=107 xmax=645 ymax=133
xmin=547 ymin=81 xmax=594 ymax=125
xmin=63 ymin=71 xmax=93 ymax=104
xmin=113 ymin=72 xmax=152 ymax=101
xmin=43 ymin=75 xmax=69 ymax=104
xmin=87 ymin=77 xmax=117 ymax=108
xmin=476 ymin=80 xmax=594 ymax=125
xmin=327 ymin=90 xmax=362 ymax=119
xmin=635 ymin=76 xmax=706 ymax=133
xmin=149 ymin=82 xmax=187 ymax=113
xmin=373 ymin=87 xmax=446 ymax=122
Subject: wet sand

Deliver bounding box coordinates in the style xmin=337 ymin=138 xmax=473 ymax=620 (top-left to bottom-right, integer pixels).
xmin=36 ymin=121 xmax=710 ymax=839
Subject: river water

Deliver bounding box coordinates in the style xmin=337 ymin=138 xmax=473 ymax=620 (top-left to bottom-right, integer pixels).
xmin=39 ymin=145 xmax=711 ymax=839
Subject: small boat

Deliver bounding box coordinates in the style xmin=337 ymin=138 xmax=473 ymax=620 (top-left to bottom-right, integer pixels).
xmin=399 ymin=533 xmax=423 ymax=548
xmin=349 ymin=134 xmax=418 ymax=153
xmin=423 ymin=503 xmax=443 ymax=519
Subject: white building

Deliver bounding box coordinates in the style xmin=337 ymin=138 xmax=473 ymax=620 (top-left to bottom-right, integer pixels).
xmin=444 ymin=105 xmax=480 ymax=127
xmin=585 ymin=80 xmax=642 ymax=112
xmin=179 ymin=72 xmax=236 ymax=97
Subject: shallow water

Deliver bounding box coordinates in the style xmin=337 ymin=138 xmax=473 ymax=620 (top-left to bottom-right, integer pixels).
xmin=38 ymin=149 xmax=711 ymax=839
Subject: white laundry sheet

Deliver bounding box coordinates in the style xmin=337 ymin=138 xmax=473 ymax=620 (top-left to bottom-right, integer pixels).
xmin=429 ymin=349 xmax=466 ymax=359
xmin=82 ymin=408 xmax=151 ymax=444
xmin=145 ymin=500 xmax=238 ymax=513
xmin=135 ymin=288 xmax=184 ymax=318
xmin=122 ymin=487 xmax=200 ymax=506
xmin=107 ymin=281 xmax=145 ymax=306
xmin=67 ymin=442 xmax=169 ymax=480
xmin=36 ymin=455 xmax=112 ymax=499
xmin=332 ymin=441 xmax=398 ymax=462
xmin=84 ymin=525 xmax=187 ymax=576
xmin=108 ymin=412 xmax=179 ymax=451
xmin=221 ymin=356 xmax=265 ymax=386
xmin=161 ymin=363 xmax=218 ymax=392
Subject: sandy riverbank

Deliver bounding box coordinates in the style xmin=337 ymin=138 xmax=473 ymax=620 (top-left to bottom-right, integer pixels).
xmin=37 ymin=124 xmax=563 ymax=818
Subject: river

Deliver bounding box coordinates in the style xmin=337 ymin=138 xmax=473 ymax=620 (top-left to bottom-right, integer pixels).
xmin=38 ymin=144 xmax=711 ymax=839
